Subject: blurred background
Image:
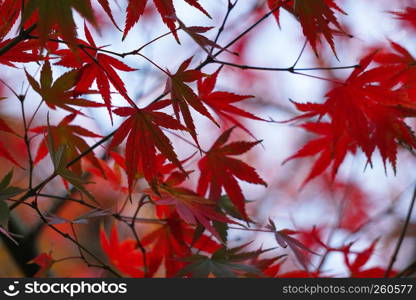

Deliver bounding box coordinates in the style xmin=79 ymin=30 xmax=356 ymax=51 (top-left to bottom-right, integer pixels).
xmin=0 ymin=0 xmax=415 ymax=277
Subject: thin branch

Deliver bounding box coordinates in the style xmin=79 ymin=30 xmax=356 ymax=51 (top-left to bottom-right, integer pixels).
xmin=211 ymin=59 xmax=359 ymax=73
xmin=122 ymin=29 xmax=178 ymax=56
xmin=127 ymin=195 xmax=149 ymax=276
xmin=20 ymin=97 xmax=34 ymax=188
xmin=315 ymin=161 xmax=359 ymax=273
xmin=28 ymin=28 xmax=177 ymax=59
xmin=395 ymin=260 xmax=416 ymax=278
xmin=149 ymin=5 xmax=285 ymax=104
xmin=0 ymin=24 xmax=36 ymax=57
xmin=31 ymin=202 xmax=122 ymax=277
xmin=385 ymin=185 xmax=416 ymax=277
xmin=9 ymin=130 xmax=116 ymax=211
xmin=291 ymin=39 xmax=308 ymax=69
xmin=197 ymin=4 xmax=282 ymax=71
xmin=209 ymin=0 xmax=239 ymax=56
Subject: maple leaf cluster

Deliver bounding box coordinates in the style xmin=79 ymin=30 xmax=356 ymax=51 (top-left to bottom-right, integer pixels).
xmin=287 ymin=46 xmax=416 ymax=184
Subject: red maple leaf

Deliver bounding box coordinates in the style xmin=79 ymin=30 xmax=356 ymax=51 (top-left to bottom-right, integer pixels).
xmin=284 ymin=122 xmax=354 ymax=185
xmin=0 ymin=141 xmax=22 ymax=168
xmin=142 ymin=212 xmax=221 ymax=277
xmin=110 ymin=100 xmax=186 ymax=192
xmin=87 ymin=154 xmax=128 ymax=194
xmin=100 ymin=224 xmax=145 ymax=277
xmin=373 ymin=41 xmax=416 ymax=103
xmin=55 ymin=24 xmax=136 ymax=121
xmin=28 ymin=252 xmax=54 ymax=278
xmin=123 ymin=0 xmax=211 ymax=42
xmin=0 ymin=0 xmax=20 ymax=40
xmin=345 ymin=239 xmax=377 ymax=274
xmin=165 ymin=57 xmax=218 ymax=147
xmin=0 ymin=39 xmax=42 ymax=67
xmin=197 ymin=67 xmax=264 ymax=135
xmin=341 ymin=239 xmax=397 ymax=278
xmin=0 ymin=118 xmax=22 ymax=167
xmin=391 ymin=7 xmax=416 ymax=32
xmin=295 ymin=226 xmax=326 ymax=259
xmin=147 ymin=170 xmax=234 ymax=240
xmin=197 ymin=128 xmax=267 ymax=219
xmin=268 ymin=0 xmax=348 ymax=55
xmin=96 ymin=0 xmax=121 ymax=30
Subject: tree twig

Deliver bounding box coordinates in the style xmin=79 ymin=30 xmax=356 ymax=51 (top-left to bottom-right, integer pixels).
xmin=385 ymin=185 xmax=416 ymax=277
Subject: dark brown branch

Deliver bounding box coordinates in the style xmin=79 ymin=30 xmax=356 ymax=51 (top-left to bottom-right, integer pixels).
xmin=9 ymin=130 xmax=116 ymax=211
xmin=0 ymin=216 xmax=39 ymax=277
xmin=209 ymin=0 xmax=239 ymax=56
xmin=30 ymin=201 xmax=122 ymax=277
xmin=0 ymin=24 xmax=36 ymax=57
xmin=385 ymin=185 xmax=416 ymax=277
xmin=127 ymin=195 xmax=149 ymax=276
xmin=395 ymin=259 xmax=416 ymax=278
xmin=210 ymin=59 xmax=359 ymax=73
